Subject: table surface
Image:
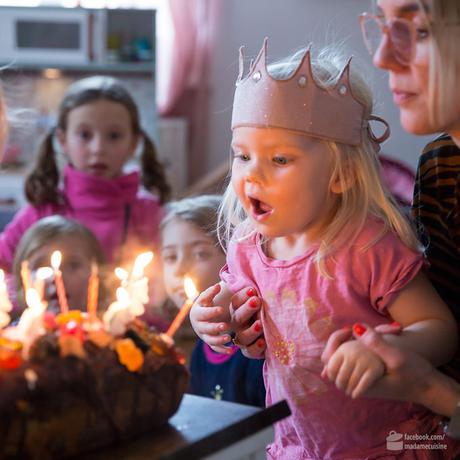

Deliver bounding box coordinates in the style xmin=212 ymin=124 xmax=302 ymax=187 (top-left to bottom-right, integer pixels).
xmin=83 ymin=394 xmax=290 ymax=460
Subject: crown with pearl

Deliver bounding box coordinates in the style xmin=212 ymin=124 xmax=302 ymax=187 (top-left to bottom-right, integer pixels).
xmin=231 ymin=38 xmax=384 ymax=147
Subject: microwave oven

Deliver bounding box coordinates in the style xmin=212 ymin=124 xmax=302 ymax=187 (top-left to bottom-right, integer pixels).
xmin=0 ymin=7 xmax=105 ymax=66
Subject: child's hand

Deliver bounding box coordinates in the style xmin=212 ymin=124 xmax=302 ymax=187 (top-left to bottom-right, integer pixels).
xmin=229 ymin=288 xmax=265 ymax=359
xmin=189 ymin=283 xmax=234 ymax=353
xmin=322 ymin=339 xmax=385 ymax=399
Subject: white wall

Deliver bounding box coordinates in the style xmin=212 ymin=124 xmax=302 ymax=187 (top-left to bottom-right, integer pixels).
xmin=205 ymin=0 xmax=432 ymax=176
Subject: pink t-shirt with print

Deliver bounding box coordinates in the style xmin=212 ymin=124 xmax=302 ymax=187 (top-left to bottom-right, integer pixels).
xmin=221 ymin=218 xmax=460 ymax=459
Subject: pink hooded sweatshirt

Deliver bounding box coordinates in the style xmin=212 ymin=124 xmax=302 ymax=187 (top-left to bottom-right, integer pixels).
xmin=0 ymin=164 xmax=163 ymax=269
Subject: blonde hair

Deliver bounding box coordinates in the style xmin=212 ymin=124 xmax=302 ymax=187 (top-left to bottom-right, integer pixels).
xmin=219 ymin=45 xmax=421 ymax=275
xmin=161 ymin=195 xmax=223 ymax=248
xmin=422 ymin=0 xmax=460 ymax=128
xmin=13 ymin=215 xmax=107 ymax=312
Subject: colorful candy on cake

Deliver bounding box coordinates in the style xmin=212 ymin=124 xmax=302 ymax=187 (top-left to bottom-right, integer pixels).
xmin=0 ymin=252 xmax=190 ymax=459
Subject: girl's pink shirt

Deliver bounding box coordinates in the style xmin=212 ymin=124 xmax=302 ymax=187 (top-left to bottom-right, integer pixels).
xmin=0 ymin=164 xmax=163 ymax=270
xmin=221 ymin=218 xmax=460 ymax=459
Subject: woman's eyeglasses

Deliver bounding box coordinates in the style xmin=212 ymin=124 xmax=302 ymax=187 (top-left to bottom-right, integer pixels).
xmin=359 ymin=12 xmax=416 ymax=65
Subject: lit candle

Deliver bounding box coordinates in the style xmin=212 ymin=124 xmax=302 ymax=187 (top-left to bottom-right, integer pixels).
xmin=0 ymin=269 xmax=12 ymax=328
xmin=87 ymin=262 xmax=99 ymax=320
xmin=20 ymin=261 xmax=32 ymax=293
xmin=102 ymin=252 xmax=154 ymax=335
xmin=166 ymin=277 xmax=199 ymax=337
xmin=34 ymin=266 xmax=53 ymax=304
xmin=102 ymin=286 xmax=132 ymax=336
xmin=5 ymin=288 xmax=47 ymax=357
xmin=51 ymin=251 xmax=69 ymax=313
xmin=131 ymin=251 xmax=153 ymax=280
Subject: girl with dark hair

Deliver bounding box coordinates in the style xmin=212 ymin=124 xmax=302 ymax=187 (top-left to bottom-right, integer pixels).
xmin=0 ymin=75 xmax=171 ymax=271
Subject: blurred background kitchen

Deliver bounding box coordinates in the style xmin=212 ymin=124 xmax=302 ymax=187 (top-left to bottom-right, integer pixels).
xmin=0 ymin=0 xmax=429 ymax=228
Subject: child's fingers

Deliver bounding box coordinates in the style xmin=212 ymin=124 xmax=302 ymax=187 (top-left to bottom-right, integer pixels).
xmin=240 ymin=337 xmax=266 ymax=359
xmin=232 ymin=320 xmax=263 ymax=347
xmin=208 ymin=343 xmax=236 ymax=354
xmin=345 ymin=364 xmax=366 ymax=396
xmin=351 ymin=368 xmax=381 ymax=399
xmin=323 ymin=352 xmax=344 ymax=382
xmin=197 ymin=320 xmax=229 ymax=336
xmin=321 ymin=327 xmax=352 ymax=365
xmin=231 ymin=295 xmax=261 ymax=325
xmin=230 ymin=286 xmax=257 ymax=310
xmin=194 ymin=305 xmax=226 ymax=322
xmin=202 ymin=333 xmax=233 ymax=348
xmin=334 ymin=362 xmax=354 ymax=392
xmin=197 ymin=283 xmax=221 ymax=306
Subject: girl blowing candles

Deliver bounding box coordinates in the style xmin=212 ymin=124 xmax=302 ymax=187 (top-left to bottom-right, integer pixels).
xmin=0 ymin=76 xmax=170 ymax=271
xmin=160 ymin=195 xmax=265 ymax=406
xmin=190 ymin=40 xmax=460 ymax=458
xmin=12 ymin=216 xmax=106 ymax=315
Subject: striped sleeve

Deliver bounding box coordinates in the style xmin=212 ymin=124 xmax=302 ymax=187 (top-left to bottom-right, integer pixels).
xmin=412 ymin=134 xmax=460 ymax=316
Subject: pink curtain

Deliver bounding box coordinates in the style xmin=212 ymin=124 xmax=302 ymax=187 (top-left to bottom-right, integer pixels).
xmin=157 ymin=0 xmax=221 ymax=184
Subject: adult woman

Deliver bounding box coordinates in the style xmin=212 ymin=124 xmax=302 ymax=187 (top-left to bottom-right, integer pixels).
xmin=320 ymin=0 xmax=460 ymax=437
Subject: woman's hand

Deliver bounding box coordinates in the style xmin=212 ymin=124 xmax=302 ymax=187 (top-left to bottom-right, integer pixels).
xmin=322 ymin=324 xmax=460 ymax=417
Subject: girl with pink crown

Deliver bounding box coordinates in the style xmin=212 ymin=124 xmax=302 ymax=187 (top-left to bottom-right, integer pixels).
xmin=190 ymin=39 xmax=460 ymax=458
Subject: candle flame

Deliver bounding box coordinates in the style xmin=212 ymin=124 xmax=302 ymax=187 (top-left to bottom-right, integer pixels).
xmin=184 ymin=277 xmax=198 ymax=300
xmin=132 ymin=251 xmax=154 ymax=278
xmin=51 ymin=251 xmax=62 ymax=270
xmin=115 ymin=267 xmax=128 ymax=281
xmin=116 ymin=287 xmax=130 ymax=305
xmin=25 ymin=288 xmax=43 ymax=312
xmin=36 ymin=267 xmax=53 ymax=280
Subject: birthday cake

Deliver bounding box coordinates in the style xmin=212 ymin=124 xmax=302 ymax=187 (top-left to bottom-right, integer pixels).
xmin=0 ymin=316 xmax=189 ymax=459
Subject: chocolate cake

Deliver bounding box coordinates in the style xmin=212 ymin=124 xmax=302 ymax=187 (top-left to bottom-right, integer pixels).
xmin=0 ymin=317 xmax=189 ymax=460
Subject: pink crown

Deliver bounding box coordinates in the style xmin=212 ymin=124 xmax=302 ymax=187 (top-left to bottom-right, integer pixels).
xmin=231 ymin=38 xmax=367 ymax=146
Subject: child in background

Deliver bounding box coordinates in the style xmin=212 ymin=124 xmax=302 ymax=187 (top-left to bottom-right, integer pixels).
xmin=190 ymin=40 xmax=460 ymax=458
xmin=12 ymin=215 xmax=107 ymax=315
xmin=161 ymin=195 xmax=265 ymax=407
xmin=0 ymin=76 xmax=170 ymax=272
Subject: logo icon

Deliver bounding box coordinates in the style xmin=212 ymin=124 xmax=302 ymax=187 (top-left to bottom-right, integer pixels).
xmin=386 ymin=431 xmax=404 ymax=451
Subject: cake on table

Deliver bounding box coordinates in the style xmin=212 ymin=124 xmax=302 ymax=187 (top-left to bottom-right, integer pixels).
xmin=0 ymin=252 xmax=190 ymax=459
xmin=0 ymin=316 xmax=189 ymax=460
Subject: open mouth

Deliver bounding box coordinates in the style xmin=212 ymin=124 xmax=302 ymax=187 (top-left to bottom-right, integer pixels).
xmin=88 ymin=163 xmax=108 ymax=175
xmin=249 ymin=197 xmax=273 ymax=221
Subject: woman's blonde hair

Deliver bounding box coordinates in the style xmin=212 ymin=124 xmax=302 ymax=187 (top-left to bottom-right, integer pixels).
xmin=423 ymin=0 xmax=460 ymax=128
xmin=219 ymin=45 xmax=421 ymax=275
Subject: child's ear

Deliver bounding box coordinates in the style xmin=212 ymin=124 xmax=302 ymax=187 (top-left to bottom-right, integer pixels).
xmin=330 ymin=164 xmax=356 ymax=194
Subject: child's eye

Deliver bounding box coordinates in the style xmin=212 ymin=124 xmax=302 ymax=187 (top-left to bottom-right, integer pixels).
xmin=193 ymin=250 xmax=211 ymax=261
xmin=163 ymin=254 xmax=177 ymax=264
xmin=273 ymin=155 xmax=289 ymax=165
xmin=109 ymin=131 xmax=122 ymax=141
xmin=79 ymin=130 xmax=92 ymax=141
xmin=232 ymin=149 xmax=250 ymax=161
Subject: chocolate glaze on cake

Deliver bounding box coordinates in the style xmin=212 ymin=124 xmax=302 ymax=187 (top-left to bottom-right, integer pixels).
xmin=0 ymin=319 xmax=189 ymax=460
